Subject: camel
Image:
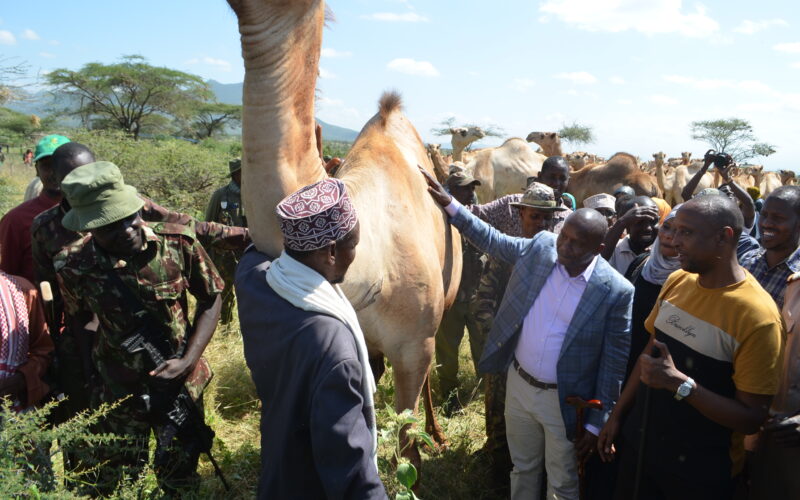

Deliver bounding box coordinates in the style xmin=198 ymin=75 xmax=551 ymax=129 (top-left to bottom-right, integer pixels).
xmin=729 ymin=167 xmax=756 ymax=189
xmin=465 ymin=137 xmax=546 ymax=202
xmin=567 ymin=152 xmax=589 ymax=171
xmin=748 ymin=166 xmax=782 ymax=196
xmin=780 ymin=170 xmax=797 ymax=186
xmin=228 ymin=0 xmax=461 ymax=453
xmin=526 ymin=131 xmax=563 ymax=157
xmin=567 ymin=152 xmax=661 ymax=206
xmin=449 ymin=126 xmax=485 ymax=162
xmin=426 ymin=143 xmax=449 ymax=183
xmin=654 ymin=152 xmax=714 ymax=205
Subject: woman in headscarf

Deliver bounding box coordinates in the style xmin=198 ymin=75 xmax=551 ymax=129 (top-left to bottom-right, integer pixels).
xmin=623 ymin=204 xmax=682 ymax=380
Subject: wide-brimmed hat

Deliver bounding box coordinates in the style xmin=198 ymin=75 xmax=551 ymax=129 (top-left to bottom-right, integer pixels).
xmin=61 ymin=161 xmax=144 ymax=232
xmin=446 ymin=171 xmax=481 ymax=188
xmin=229 ymin=158 xmax=242 ymax=174
xmin=511 ymin=182 xmax=568 ymax=211
xmin=33 ymin=134 xmax=70 ymax=162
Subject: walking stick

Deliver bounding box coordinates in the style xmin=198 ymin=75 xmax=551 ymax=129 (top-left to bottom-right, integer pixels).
xmin=632 ymin=346 xmax=661 ymax=499
xmin=566 ymin=396 xmax=603 ymax=500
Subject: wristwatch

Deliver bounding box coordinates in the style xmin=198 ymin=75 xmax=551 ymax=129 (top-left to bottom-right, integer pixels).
xmin=674 ymin=377 xmax=695 ymax=401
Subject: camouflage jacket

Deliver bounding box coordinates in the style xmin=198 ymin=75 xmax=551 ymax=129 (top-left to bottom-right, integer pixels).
xmin=204 ymin=181 xmax=246 ymax=228
xmin=53 ymin=222 xmax=224 ymax=399
xmin=32 ymin=196 xmax=248 ymax=327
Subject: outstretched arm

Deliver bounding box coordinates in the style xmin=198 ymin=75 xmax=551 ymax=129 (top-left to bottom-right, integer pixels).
xmin=680 ymin=156 xmax=713 ymax=202
xmin=717 ymin=164 xmax=756 ymax=228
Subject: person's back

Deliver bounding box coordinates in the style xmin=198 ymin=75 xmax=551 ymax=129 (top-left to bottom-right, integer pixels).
xmin=237 ymin=248 xmax=385 ymax=499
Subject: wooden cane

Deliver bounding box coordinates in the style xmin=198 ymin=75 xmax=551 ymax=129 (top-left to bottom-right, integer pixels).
xmin=566 ymin=396 xmax=603 ymax=500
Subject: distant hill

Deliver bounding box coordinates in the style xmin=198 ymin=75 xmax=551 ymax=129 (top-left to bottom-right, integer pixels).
xmin=207 ymin=80 xmax=359 ymax=142
xmin=7 ymin=80 xmax=360 ymax=142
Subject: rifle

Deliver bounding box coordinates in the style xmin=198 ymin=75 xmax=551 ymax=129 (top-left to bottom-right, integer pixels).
xmin=105 ymin=271 xmax=229 ymax=491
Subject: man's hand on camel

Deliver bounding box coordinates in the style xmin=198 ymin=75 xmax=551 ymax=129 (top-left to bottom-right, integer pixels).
xmin=419 ymin=165 xmax=452 ymax=207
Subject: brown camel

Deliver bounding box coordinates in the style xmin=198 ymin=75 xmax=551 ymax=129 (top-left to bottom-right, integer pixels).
xmin=228 ymin=0 xmax=461 ymax=452
xmin=748 ymin=165 xmax=783 ymax=196
xmin=426 ymin=143 xmax=450 ymax=183
xmin=449 ymin=126 xmax=485 ymax=162
xmin=526 ymin=131 xmax=563 ymax=157
xmin=567 ymin=152 xmax=662 ymax=206
xmin=466 ymin=137 xmax=546 ymax=202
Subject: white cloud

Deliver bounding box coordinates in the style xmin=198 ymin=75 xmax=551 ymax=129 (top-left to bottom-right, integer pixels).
xmin=316 ymin=96 xmax=362 ymax=128
xmin=733 ymin=19 xmax=787 ymax=35
xmin=361 ymin=12 xmax=429 ymax=22
xmin=774 ymin=42 xmax=800 ymax=54
xmin=0 ymin=30 xmax=16 ymax=45
xmin=539 ymin=0 xmax=719 ymax=38
xmin=319 ymin=68 xmax=336 ymax=79
xmin=321 ymin=48 xmax=352 ymax=58
xmin=663 ymin=75 xmax=772 ymax=93
xmin=185 ymin=56 xmax=232 ymax=72
xmin=386 ymin=58 xmax=439 ymax=77
xmin=49 ymin=40 xmax=59 ymax=46
xmin=554 ymin=71 xmax=597 ymax=85
xmin=21 ymin=29 xmax=39 ymax=40
xmin=39 ymin=52 xmax=55 ymax=59
xmin=650 ymin=95 xmax=679 ymax=105
xmin=609 ymin=76 xmax=625 ymax=85
xmin=508 ymin=78 xmax=536 ymax=92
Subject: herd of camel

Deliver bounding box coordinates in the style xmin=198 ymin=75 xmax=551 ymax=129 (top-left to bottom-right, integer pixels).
xmin=426 ymin=126 xmax=795 ymax=209
xmin=231 ymin=0 xmax=794 ymax=455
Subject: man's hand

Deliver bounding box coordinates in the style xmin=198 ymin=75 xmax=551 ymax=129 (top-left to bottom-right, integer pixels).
xmin=150 ymin=358 xmax=194 ymax=382
xmin=764 ymin=414 xmax=800 ymax=447
xmin=575 ymin=432 xmax=598 ymax=465
xmin=619 ymin=205 xmax=659 ymax=229
xmin=640 ymin=340 xmax=688 ymax=392
xmin=418 ymin=166 xmax=452 ymax=207
xmin=597 ymin=415 xmax=621 ymax=462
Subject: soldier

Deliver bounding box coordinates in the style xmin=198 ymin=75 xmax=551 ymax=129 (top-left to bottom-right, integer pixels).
xmin=205 ymin=158 xmax=247 ymax=324
xmin=54 ymin=161 xmax=224 ymax=495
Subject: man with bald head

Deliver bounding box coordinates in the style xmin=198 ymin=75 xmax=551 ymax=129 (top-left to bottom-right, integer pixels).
xmin=422 ymin=168 xmax=634 ymax=500
xmin=598 ymin=195 xmax=783 ymax=499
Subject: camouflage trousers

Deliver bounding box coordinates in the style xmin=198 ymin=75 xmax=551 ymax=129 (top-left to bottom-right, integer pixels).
xmin=469 ymin=257 xmax=513 ymax=475
xmin=434 ymin=299 xmax=483 ymax=404
xmin=86 ymin=383 xmax=204 ymax=497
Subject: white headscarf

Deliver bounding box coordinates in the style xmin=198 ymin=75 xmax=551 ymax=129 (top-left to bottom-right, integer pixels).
xmin=641 ymin=204 xmax=682 ymax=285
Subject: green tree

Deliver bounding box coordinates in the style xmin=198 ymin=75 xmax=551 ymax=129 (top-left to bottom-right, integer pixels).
xmin=558 ymin=121 xmax=595 ymax=146
xmin=0 ymin=56 xmax=29 ymax=105
xmin=46 ymin=55 xmax=211 ymax=139
xmin=191 ymin=102 xmax=242 ymax=139
xmin=690 ymin=118 xmax=776 ymax=162
xmin=431 ymin=116 xmax=504 ymax=138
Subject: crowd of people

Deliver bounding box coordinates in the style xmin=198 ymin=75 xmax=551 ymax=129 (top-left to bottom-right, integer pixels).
xmin=0 ymin=134 xmax=798 ymax=500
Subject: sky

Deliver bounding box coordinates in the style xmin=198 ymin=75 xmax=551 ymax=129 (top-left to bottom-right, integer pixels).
xmin=2 ymin=0 xmax=800 ymax=170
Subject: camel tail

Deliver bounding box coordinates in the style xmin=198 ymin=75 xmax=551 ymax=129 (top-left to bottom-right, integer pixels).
xmin=378 ymin=90 xmax=403 ymax=127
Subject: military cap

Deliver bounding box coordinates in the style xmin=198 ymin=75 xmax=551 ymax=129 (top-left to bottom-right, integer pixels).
xmin=229 ymin=158 xmax=242 ymax=174
xmin=446 ymin=171 xmax=481 ymax=188
xmin=61 ymin=161 xmax=144 ymax=232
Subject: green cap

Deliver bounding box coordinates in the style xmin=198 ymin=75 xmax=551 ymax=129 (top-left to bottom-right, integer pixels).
xmin=229 ymin=158 xmax=242 ymax=174
xmin=33 ymin=134 xmax=71 ymax=162
xmin=61 ymin=161 xmax=144 ymax=232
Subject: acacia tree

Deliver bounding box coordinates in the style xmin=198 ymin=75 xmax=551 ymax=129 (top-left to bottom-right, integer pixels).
xmin=558 ymin=122 xmax=595 ymax=147
xmin=0 ymin=56 xmax=30 ymax=105
xmin=690 ymin=118 xmax=776 ymax=163
xmin=46 ymin=55 xmax=211 ymax=139
xmin=191 ymin=102 xmax=242 ymax=139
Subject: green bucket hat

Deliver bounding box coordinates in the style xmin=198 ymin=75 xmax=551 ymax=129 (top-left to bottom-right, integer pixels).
xmin=61 ymin=161 xmax=144 ymax=232
xmin=33 ymin=134 xmax=71 ymax=162
xmin=229 ymin=158 xmax=242 ymax=174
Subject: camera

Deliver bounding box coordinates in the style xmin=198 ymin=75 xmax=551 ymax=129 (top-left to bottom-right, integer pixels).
xmin=705 ymin=150 xmax=733 ymax=169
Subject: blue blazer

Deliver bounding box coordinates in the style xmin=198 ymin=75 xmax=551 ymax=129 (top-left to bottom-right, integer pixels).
xmin=450 ymin=206 xmax=634 ymax=438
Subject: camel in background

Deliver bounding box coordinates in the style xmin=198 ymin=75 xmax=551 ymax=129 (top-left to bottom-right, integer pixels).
xmin=228 ymin=0 xmax=461 ymax=452
xmin=567 ymin=152 xmax=661 ymax=206
xmin=465 ymin=137 xmax=546 ymax=202
xmin=526 ymin=131 xmax=563 ymax=157
xmin=448 ymin=126 xmax=485 ymax=162
xmin=748 ymin=166 xmax=783 ymax=196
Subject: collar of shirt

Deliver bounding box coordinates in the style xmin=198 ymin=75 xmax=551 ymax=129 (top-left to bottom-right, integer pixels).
xmin=94 ymin=225 xmax=160 ymax=270
xmin=616 ymin=236 xmax=635 ymax=255
xmin=748 ymin=245 xmax=800 ymax=273
xmin=555 ymin=253 xmax=598 ymax=282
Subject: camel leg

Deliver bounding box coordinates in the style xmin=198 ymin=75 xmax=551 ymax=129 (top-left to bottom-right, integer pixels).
xmin=421 ymin=372 xmax=448 ymax=449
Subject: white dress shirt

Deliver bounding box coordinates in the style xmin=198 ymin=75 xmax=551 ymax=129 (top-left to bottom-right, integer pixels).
xmin=514 ymin=256 xmax=597 ymax=383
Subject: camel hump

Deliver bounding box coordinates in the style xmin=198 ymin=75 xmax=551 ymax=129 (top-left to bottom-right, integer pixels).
xmin=379 ymin=91 xmax=403 ymax=126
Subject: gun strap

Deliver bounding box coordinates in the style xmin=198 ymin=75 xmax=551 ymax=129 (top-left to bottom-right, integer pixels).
xmin=104 ymin=269 xmax=182 ymax=359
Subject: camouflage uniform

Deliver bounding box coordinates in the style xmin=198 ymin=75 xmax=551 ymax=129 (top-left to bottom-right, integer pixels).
xmin=434 ymin=238 xmax=485 ymax=409
xmin=204 ymin=181 xmax=247 ymax=324
xmin=53 ymin=221 xmax=224 ymax=494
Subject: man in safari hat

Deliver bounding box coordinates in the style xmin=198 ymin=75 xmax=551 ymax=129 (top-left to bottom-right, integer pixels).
xmin=54 ymin=161 xmax=224 ymax=496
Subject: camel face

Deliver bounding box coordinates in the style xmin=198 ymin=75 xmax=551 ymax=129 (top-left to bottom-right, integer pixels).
xmin=450 ymin=126 xmax=486 ymax=161
xmin=526 ymin=131 xmax=563 ymax=157
xmin=681 ymin=152 xmax=692 ymax=164
xmin=653 ymin=151 xmax=666 ymax=162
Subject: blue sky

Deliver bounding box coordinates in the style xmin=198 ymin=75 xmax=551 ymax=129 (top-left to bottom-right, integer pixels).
xmin=3 ymin=1 xmax=799 ymax=170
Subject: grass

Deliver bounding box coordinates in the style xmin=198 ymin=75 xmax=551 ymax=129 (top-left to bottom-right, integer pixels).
xmin=1 ymin=157 xmax=501 ymax=499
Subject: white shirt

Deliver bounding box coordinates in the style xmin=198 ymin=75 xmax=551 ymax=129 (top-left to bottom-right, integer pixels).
xmin=608 ymin=236 xmax=639 ymax=276
xmin=515 ymin=256 xmax=597 ymax=384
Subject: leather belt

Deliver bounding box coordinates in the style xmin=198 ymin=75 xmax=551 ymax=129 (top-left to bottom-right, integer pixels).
xmin=513 ymin=358 xmax=558 ymax=390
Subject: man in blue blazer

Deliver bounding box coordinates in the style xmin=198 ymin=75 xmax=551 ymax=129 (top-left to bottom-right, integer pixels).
xmin=422 ymin=169 xmax=634 ymax=499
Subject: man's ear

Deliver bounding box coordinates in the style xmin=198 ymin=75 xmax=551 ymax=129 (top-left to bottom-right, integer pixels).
xmin=325 ymin=241 xmax=337 ymax=264
xmin=596 ymin=242 xmax=605 ymax=255
xmin=720 ymin=226 xmax=734 ymax=244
